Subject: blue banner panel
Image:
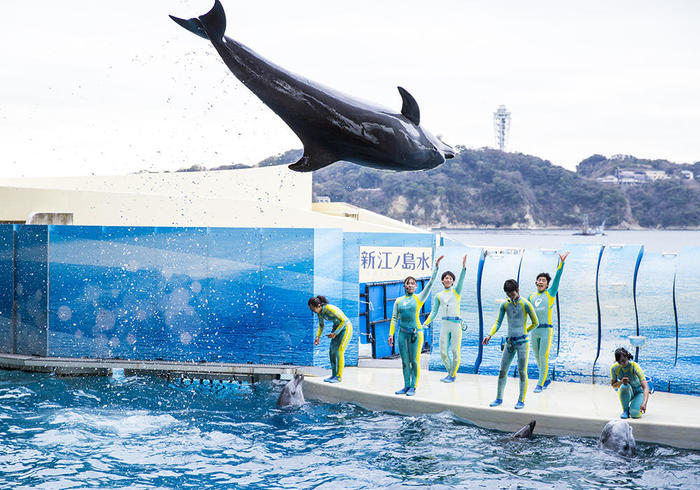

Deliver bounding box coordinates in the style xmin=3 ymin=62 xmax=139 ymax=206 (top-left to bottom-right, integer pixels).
xmin=554 ymin=244 xmax=603 ymax=383
xmin=343 ymin=232 xmax=435 ymax=362
xmin=428 ymin=246 xmax=483 ymax=374
xmin=206 ymin=227 xmax=261 ymax=364
xmin=14 ymin=225 xmax=48 ymax=356
xmin=0 ymin=225 xmax=13 ymax=353
xmin=518 ymin=248 xmax=562 ymax=381
xmin=477 ymin=249 xmax=523 ymax=376
xmin=635 ymin=251 xmax=678 ymax=392
xmin=594 ymin=245 xmax=643 ymax=382
xmin=673 ymin=246 xmax=700 ymax=395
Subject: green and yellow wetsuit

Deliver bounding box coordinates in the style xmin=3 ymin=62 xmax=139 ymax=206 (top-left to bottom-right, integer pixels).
xmin=316 ymin=304 xmax=353 ymax=380
xmin=528 ymin=260 xmax=565 ymax=388
xmin=390 ymin=268 xmax=439 ymax=390
xmin=611 ymin=361 xmax=646 ymax=418
xmin=424 ymin=266 xmax=466 ymax=378
xmin=489 ymin=297 xmax=538 ymax=403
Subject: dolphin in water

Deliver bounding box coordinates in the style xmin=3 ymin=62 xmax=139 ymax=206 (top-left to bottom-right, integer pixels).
xmin=277 ymin=374 xmax=305 ymax=408
xmin=509 ymin=420 xmax=536 ymax=439
xmin=599 ymin=419 xmax=636 ymax=456
xmin=170 ymin=0 xmax=455 ymax=172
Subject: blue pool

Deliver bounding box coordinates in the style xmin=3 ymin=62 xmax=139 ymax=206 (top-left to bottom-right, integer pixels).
xmin=1 ymin=370 xmax=698 ymax=489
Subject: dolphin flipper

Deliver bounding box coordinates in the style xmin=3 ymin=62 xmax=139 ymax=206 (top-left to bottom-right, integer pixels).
xmin=398 ymin=86 xmax=420 ymax=126
xmin=288 ymin=148 xmax=337 ymax=172
xmin=170 ymin=0 xmax=226 ymax=42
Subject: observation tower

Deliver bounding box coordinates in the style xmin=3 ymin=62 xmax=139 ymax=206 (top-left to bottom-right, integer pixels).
xmin=493 ymin=104 xmax=511 ymax=151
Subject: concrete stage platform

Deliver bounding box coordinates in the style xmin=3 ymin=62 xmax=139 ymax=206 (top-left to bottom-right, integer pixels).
xmin=304 ymin=367 xmax=700 ymax=450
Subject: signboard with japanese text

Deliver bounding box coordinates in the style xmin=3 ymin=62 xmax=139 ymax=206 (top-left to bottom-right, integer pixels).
xmin=359 ymin=246 xmax=433 ymax=283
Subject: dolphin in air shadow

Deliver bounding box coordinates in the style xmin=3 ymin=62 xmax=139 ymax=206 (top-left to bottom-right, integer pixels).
xmin=170 ymin=0 xmax=455 ymax=172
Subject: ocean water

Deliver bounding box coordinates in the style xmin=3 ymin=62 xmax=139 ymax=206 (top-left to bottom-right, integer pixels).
xmin=1 ymin=370 xmax=698 ymax=489
xmin=439 ymin=229 xmax=700 ymax=254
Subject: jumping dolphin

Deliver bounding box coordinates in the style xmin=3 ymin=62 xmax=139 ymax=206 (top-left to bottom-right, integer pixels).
xmin=277 ymin=374 xmax=305 ymax=408
xmin=510 ymin=420 xmax=536 ymax=439
xmin=599 ymin=419 xmax=636 ymax=456
xmin=170 ymin=0 xmax=455 ymax=172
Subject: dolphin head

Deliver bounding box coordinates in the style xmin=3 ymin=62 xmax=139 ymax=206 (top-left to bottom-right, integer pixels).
xmin=600 ymin=420 xmax=636 ymax=457
xmin=277 ymin=373 xmax=305 ymax=408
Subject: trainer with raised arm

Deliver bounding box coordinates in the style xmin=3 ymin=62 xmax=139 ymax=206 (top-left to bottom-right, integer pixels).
xmin=423 ymin=255 xmax=467 ymax=383
xmin=389 ymin=255 xmax=443 ymax=396
xmin=528 ymin=251 xmax=569 ymax=392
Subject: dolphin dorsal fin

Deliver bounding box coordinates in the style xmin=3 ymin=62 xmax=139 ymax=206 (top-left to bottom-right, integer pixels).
xmin=398 ymin=86 xmax=420 ymax=126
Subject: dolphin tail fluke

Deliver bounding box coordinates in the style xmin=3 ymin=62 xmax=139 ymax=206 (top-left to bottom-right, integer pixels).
xmin=198 ymin=0 xmax=227 ymax=42
xmin=169 ymin=15 xmax=209 ymax=40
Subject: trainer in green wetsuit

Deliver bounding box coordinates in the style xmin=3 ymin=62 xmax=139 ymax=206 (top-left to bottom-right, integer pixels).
xmin=483 ymin=279 xmax=538 ymax=410
xmin=610 ymin=347 xmax=650 ymax=419
xmin=388 ymin=255 xmax=443 ymax=396
xmin=423 ymin=254 xmax=467 ymax=383
xmin=528 ymin=251 xmax=569 ymax=393
xmin=309 ymin=296 xmax=353 ymax=383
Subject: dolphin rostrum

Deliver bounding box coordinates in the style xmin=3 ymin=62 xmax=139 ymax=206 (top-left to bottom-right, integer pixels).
xmin=170 ymin=0 xmax=455 ymax=172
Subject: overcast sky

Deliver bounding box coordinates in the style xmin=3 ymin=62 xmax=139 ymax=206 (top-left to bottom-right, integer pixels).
xmin=2 ymin=0 xmax=699 ymax=178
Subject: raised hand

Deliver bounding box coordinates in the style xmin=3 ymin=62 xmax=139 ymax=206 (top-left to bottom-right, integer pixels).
xmin=559 ymin=251 xmax=570 ymax=262
xmin=462 ymin=254 xmax=467 ymax=268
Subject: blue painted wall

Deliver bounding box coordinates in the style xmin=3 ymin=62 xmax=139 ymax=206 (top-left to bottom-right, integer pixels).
xmin=2 ymin=225 xmax=698 ymax=395
xmin=0 ymin=225 xmax=13 ymax=353
xmin=14 ymin=225 xmax=49 ymax=356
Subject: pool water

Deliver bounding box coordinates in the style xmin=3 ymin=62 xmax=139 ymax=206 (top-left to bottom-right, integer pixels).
xmin=1 ymin=370 xmax=698 ymax=489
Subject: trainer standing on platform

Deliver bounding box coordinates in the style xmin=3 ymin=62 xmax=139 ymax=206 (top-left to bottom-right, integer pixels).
xmin=528 ymin=251 xmax=569 ymax=392
xmin=389 ymin=255 xmax=443 ymax=397
xmin=483 ymin=279 xmax=538 ymax=409
xmin=423 ymin=254 xmax=467 ymax=383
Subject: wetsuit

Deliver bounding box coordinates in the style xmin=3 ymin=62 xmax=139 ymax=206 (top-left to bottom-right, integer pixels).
xmin=424 ymin=266 xmax=466 ymax=378
xmin=390 ymin=268 xmax=439 ymax=390
xmin=528 ymin=260 xmax=565 ymax=388
xmin=611 ymin=361 xmax=646 ymax=418
xmin=316 ymin=304 xmax=353 ymax=380
xmin=489 ymin=297 xmax=538 ymax=404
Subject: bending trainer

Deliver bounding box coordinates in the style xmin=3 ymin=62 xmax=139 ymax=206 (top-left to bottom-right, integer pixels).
xmin=309 ymin=296 xmax=353 ymax=383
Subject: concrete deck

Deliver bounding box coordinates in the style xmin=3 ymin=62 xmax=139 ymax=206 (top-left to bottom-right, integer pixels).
xmin=304 ymin=367 xmax=700 ymax=450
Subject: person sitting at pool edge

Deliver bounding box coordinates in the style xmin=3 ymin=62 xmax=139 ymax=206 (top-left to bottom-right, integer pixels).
xmin=610 ymin=347 xmax=649 ymax=419
xmin=389 ymin=255 xmax=443 ymax=396
xmin=528 ymin=251 xmax=569 ymax=393
xmin=309 ymin=296 xmax=353 ymax=383
xmin=423 ymin=254 xmax=467 ymax=383
xmin=483 ymin=279 xmax=538 ymax=410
